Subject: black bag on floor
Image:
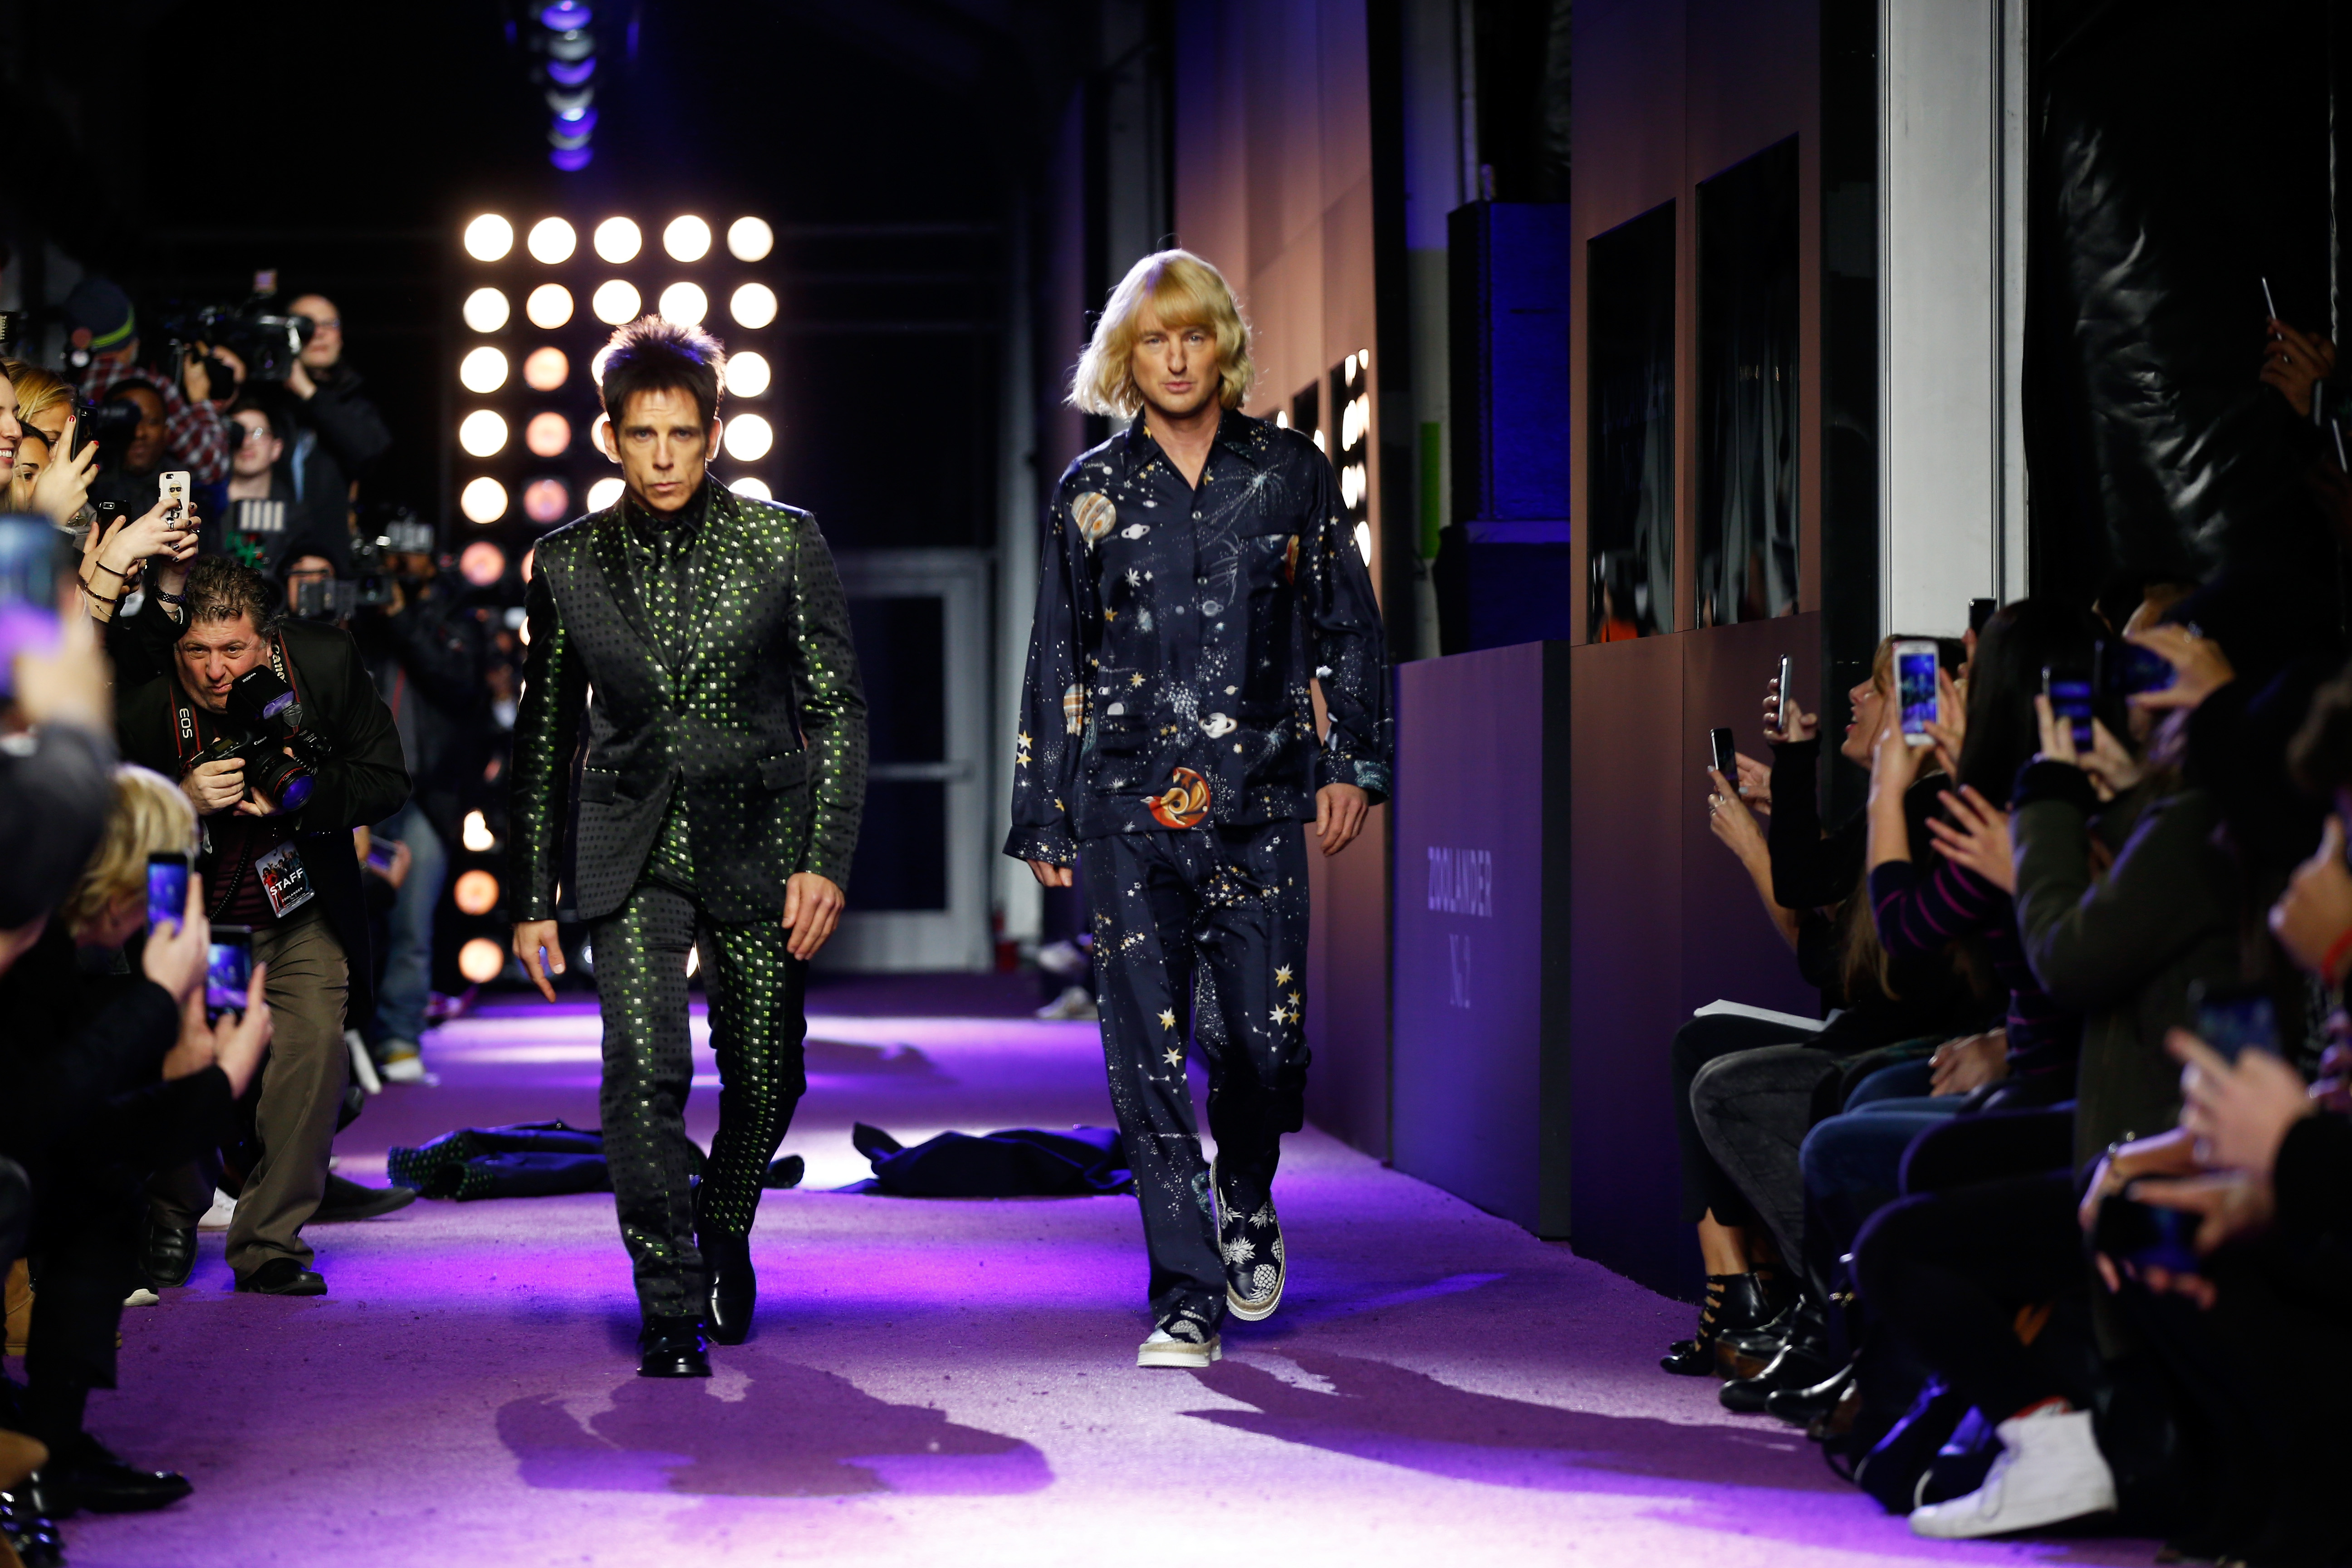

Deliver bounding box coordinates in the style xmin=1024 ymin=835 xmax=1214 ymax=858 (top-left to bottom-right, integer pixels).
xmin=388 ymin=1119 xmax=708 ymax=1201
xmin=844 ymin=1123 xmax=1134 ymax=1197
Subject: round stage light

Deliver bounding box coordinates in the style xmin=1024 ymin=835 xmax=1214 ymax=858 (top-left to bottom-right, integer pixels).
xmin=663 ymin=215 xmax=712 ymax=262
xmin=461 ymin=287 xmax=510 ymax=333
xmin=458 ymin=346 xmax=509 ymax=393
xmin=452 ymin=869 xmax=501 ymax=917
xmin=657 ymin=281 xmax=706 ymax=326
xmin=726 ymin=350 xmax=770 ymax=397
xmin=526 ymin=217 xmax=576 ymax=264
xmin=460 ymin=476 xmax=509 ymax=524
xmin=585 ymin=476 xmax=625 ymax=511
xmin=729 ymin=283 xmax=777 ymax=329
xmin=523 ymin=345 xmax=570 ymax=391
xmin=523 ymin=477 xmax=571 ymax=524
xmin=525 ymin=412 xmax=572 ymax=457
xmin=729 ymin=476 xmax=772 ymax=501
xmin=462 ymin=810 xmax=496 ymax=853
xmin=457 ymin=937 xmax=505 ymax=985
xmin=458 ymin=410 xmax=508 ymax=457
xmin=463 ymin=214 xmax=514 ymax=261
xmin=589 ymin=345 xmax=615 ymax=384
xmin=724 ymin=414 xmax=773 ymax=461
xmin=591 ymin=278 xmax=641 ymax=325
xmin=460 ymin=539 xmax=509 ymax=586
xmin=727 ymin=216 xmax=773 ymax=262
xmin=525 ymin=283 xmax=574 ymax=329
xmin=593 ymin=216 xmax=641 ymax=263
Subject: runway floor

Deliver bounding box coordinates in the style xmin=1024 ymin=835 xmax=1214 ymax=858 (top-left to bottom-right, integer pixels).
xmin=39 ymin=984 xmax=2163 ymax=1566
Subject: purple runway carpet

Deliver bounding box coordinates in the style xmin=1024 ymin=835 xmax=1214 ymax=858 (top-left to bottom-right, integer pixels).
xmin=29 ymin=990 xmax=2164 ymax=1566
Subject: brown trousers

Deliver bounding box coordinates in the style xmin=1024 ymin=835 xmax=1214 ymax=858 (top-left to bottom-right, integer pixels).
xmin=153 ymin=909 xmax=348 ymax=1277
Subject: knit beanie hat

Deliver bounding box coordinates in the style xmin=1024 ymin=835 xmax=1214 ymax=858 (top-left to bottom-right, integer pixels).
xmin=63 ymin=277 xmax=136 ymax=354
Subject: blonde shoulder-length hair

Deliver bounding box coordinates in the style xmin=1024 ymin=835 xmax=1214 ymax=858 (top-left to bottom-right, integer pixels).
xmin=1068 ymin=250 xmax=1256 ymax=419
xmin=60 ymin=766 xmax=199 ymax=934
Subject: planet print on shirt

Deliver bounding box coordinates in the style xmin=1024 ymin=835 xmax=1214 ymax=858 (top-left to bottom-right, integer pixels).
xmin=1072 ymin=491 xmax=1117 ymax=548
xmin=1147 ymin=766 xmax=1212 ymax=829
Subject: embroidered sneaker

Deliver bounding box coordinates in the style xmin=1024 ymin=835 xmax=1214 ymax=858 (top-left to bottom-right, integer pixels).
xmin=1212 ymin=1159 xmax=1285 ymax=1322
xmin=1908 ymin=1403 xmax=2118 ymax=1539
xmin=1137 ymin=1308 xmax=1222 ymax=1368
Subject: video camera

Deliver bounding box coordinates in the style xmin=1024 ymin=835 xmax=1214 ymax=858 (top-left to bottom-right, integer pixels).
xmin=289 ymin=512 xmax=435 ymax=622
xmin=158 ymin=273 xmax=314 ymax=387
xmin=187 ymin=666 xmax=333 ymax=813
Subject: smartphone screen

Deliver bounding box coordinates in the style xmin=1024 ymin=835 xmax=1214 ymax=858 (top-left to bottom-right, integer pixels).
xmin=1968 ymin=598 xmax=1997 ymax=637
xmin=0 ymin=514 xmax=63 ymax=700
xmin=2043 ymin=665 xmax=2095 ymax=749
xmin=1775 ymin=655 xmax=1795 ymax=734
xmin=206 ymin=926 xmax=253 ymax=1018
xmin=2113 ymin=642 xmax=2176 ymax=699
xmin=2191 ymin=982 xmax=2278 ymax=1063
xmin=1895 ymin=642 xmax=1940 ymax=743
xmin=147 ymin=853 xmax=191 ymax=933
xmin=1709 ymin=726 xmax=1738 ymax=780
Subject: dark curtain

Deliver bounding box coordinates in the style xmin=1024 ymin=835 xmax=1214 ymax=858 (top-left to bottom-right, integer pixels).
xmin=1698 ymin=138 xmax=1801 ymax=628
xmin=1588 ymin=202 xmax=1677 ymax=639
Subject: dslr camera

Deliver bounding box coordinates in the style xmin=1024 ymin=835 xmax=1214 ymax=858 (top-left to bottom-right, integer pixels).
xmin=187 ymin=666 xmax=334 ymax=814
xmin=159 ymin=294 xmax=314 ymax=387
xmin=349 ymin=513 xmax=437 ymax=609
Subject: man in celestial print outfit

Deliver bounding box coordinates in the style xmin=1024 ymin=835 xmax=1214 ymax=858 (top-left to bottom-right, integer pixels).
xmin=509 ymin=317 xmax=867 ymax=1378
xmin=1008 ymin=250 xmax=1392 ymax=1367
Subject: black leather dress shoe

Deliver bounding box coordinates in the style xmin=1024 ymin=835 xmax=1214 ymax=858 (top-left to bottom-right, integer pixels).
xmin=139 ymin=1215 xmax=197 ymax=1290
xmin=0 ymin=1484 xmax=64 ymax=1565
xmin=32 ymin=1435 xmax=192 ymax=1515
xmin=637 ymin=1316 xmax=711 ymax=1378
xmin=234 ymin=1258 xmax=327 ymax=1296
xmin=310 ymin=1174 xmax=418 ymax=1224
xmin=701 ymin=1231 xmax=755 ymax=1346
xmin=1765 ymin=1359 xmax=1856 ymax=1426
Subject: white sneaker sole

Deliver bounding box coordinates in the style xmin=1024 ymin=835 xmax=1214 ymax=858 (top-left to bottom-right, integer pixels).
xmin=1137 ymin=1336 xmax=1222 ymax=1368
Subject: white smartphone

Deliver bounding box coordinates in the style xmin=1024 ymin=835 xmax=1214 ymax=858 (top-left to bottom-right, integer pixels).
xmin=159 ymin=470 xmax=191 ymax=532
xmin=1893 ymin=639 xmax=1940 ymax=747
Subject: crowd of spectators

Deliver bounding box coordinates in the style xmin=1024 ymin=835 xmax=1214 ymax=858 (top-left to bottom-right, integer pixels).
xmin=1663 ymin=315 xmax=2352 ymax=1561
xmin=0 ymin=280 xmax=509 ymax=1564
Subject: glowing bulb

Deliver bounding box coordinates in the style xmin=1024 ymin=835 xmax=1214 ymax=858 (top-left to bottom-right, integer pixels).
xmin=586 ymin=476 xmax=625 ymax=511
xmin=725 ymin=350 xmax=770 ymax=397
xmin=457 ymin=937 xmax=505 ymax=984
xmin=727 ymin=217 xmax=774 ymax=262
xmin=525 ymin=283 xmax=573 ymax=329
xmin=723 ymin=414 xmax=773 ymax=461
xmin=463 ymin=214 xmax=514 ymax=261
xmin=458 ymin=346 xmax=509 ymax=394
xmin=523 ymin=346 xmax=569 ymax=391
xmin=590 ymin=345 xmax=615 ymax=384
xmin=458 ymin=410 xmax=508 ymax=457
xmin=459 ymin=540 xmax=507 ymax=586
xmin=730 ymin=283 xmax=777 ymax=328
xmin=593 ymin=216 xmax=642 ymax=263
xmin=452 ymin=869 xmax=501 ymax=917
xmin=460 ymin=477 xmax=509 ymax=524
xmin=1354 ymin=520 xmax=1373 ymax=564
xmin=521 ymin=545 xmax=536 ymax=583
xmin=462 ymin=810 xmax=494 ymax=853
xmin=685 ymin=945 xmax=700 ymax=978
xmin=526 ymin=217 xmax=576 ymax=264
xmin=657 ymin=281 xmax=706 ymax=325
xmin=1274 ymin=410 xmax=1290 ymax=428
xmin=522 ymin=478 xmax=570 ymax=524
xmin=591 ymin=279 xmax=641 ymax=325
xmin=525 ymin=412 xmax=571 ymax=457
xmin=462 ymin=288 xmax=509 ymax=333
xmin=729 ymin=476 xmax=772 ymax=501
xmin=663 ymin=215 xmax=711 ymax=261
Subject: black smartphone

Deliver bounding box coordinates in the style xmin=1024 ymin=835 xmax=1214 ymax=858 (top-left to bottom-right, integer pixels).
xmin=2095 ymin=1191 xmax=2201 ymax=1276
xmin=2189 ymin=980 xmax=2278 ymax=1063
xmin=1709 ymin=726 xmax=1738 ymax=782
xmin=146 ymin=852 xmax=190 ymax=933
xmin=2263 ymin=275 xmax=2280 ymax=328
xmin=0 ymin=514 xmax=63 ymax=700
xmin=206 ymin=925 xmax=252 ymax=1022
xmin=2043 ymin=663 xmax=2096 ymax=750
xmin=1969 ymin=598 xmax=1998 ymax=637
xmin=2106 ymin=639 xmax=2176 ymax=699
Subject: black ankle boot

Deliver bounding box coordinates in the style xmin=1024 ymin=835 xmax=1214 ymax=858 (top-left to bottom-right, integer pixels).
xmin=637 ymin=1314 xmax=710 ymax=1378
xmin=1721 ymin=1300 xmax=1841 ymax=1412
xmin=1660 ymin=1273 xmax=1777 ymax=1377
xmin=693 ymin=1185 xmax=757 ymax=1347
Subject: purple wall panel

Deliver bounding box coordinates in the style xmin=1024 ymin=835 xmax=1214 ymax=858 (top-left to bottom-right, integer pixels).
xmin=1391 ymin=644 xmax=1549 ymax=1230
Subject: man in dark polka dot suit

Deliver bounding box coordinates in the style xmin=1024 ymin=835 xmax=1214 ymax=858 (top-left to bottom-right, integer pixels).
xmin=509 ymin=317 xmax=867 ymax=1378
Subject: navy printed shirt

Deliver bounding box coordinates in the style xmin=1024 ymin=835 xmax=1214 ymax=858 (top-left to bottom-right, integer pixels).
xmin=1005 ymin=408 xmax=1392 ymax=862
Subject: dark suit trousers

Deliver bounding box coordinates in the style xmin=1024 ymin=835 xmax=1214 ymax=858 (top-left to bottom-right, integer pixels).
xmin=591 ymin=877 xmax=807 ymax=1318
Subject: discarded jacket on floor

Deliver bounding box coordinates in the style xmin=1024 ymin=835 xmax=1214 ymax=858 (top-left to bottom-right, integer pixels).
xmin=388 ymin=1120 xmax=802 ymax=1201
xmin=843 ymin=1122 xmax=1133 ymax=1197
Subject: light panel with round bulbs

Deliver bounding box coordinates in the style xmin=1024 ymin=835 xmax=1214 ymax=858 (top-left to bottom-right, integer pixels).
xmin=663 ymin=215 xmax=712 ymax=262
xmin=457 ymin=937 xmax=506 ymax=985
xmin=727 ymin=217 xmax=774 ymax=262
xmin=657 ymin=282 xmax=707 ymax=326
xmin=460 ymin=476 xmax=510 ymax=524
xmin=724 ymin=414 xmax=774 ymax=461
xmin=463 ymin=214 xmax=514 ymax=261
xmin=458 ymin=410 xmax=509 ymax=457
xmin=458 ymin=346 xmax=509 ymax=394
xmin=593 ymin=216 xmax=642 ymax=263
xmin=591 ymin=279 xmax=641 ymax=325
xmin=525 ymin=412 xmax=572 ymax=458
xmin=526 ymin=217 xmax=577 ymax=264
xmin=462 ymin=287 xmax=509 ymax=333
xmin=525 ymin=284 xmax=574 ymax=330
xmin=586 ymin=476 xmax=625 ymax=512
xmin=523 ymin=346 xmax=569 ymax=392
xmin=726 ymin=350 xmax=771 ymax=398
xmin=730 ymin=283 xmax=777 ymax=329
xmin=729 ymin=476 xmax=773 ymax=501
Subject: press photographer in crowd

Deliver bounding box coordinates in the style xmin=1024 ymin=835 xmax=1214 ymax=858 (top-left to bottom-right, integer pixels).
xmin=107 ymin=554 xmax=409 ymax=1297
xmin=347 ymin=520 xmax=488 ymax=1083
xmin=216 ymin=403 xmax=323 ymax=575
xmin=270 ymin=294 xmax=390 ymax=561
xmin=61 ymin=279 xmax=230 ymax=491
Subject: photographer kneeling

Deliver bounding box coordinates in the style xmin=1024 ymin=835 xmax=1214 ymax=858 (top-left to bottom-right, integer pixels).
xmin=115 ymin=556 xmax=408 ymax=1295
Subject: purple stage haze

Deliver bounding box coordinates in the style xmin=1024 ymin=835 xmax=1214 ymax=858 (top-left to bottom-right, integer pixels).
xmin=31 ymin=993 xmax=2165 ymax=1565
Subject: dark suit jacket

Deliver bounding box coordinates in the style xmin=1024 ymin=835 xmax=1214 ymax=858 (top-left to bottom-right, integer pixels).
xmin=116 ymin=612 xmax=412 ymax=1029
xmin=508 ymin=484 xmax=867 ymax=924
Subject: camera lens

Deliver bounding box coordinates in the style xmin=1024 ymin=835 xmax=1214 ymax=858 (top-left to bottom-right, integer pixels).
xmin=245 ymin=750 xmax=314 ymax=813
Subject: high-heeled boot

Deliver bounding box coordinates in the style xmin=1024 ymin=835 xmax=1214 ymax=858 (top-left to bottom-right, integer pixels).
xmin=1660 ymin=1272 xmax=1778 ymax=1377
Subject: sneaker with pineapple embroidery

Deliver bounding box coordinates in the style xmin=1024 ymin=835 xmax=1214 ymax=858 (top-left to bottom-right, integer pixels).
xmin=1213 ymin=1159 xmax=1285 ymax=1322
xmin=1137 ymin=1306 xmax=1221 ymax=1368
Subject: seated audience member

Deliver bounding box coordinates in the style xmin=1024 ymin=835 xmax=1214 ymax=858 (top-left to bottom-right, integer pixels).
xmin=1663 ymin=635 xmax=1990 ymax=1376
xmin=0 ymin=767 xmax=271 ymax=1526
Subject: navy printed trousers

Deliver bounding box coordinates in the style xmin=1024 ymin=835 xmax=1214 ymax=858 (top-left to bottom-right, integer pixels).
xmin=1083 ymin=822 xmax=1312 ymax=1326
